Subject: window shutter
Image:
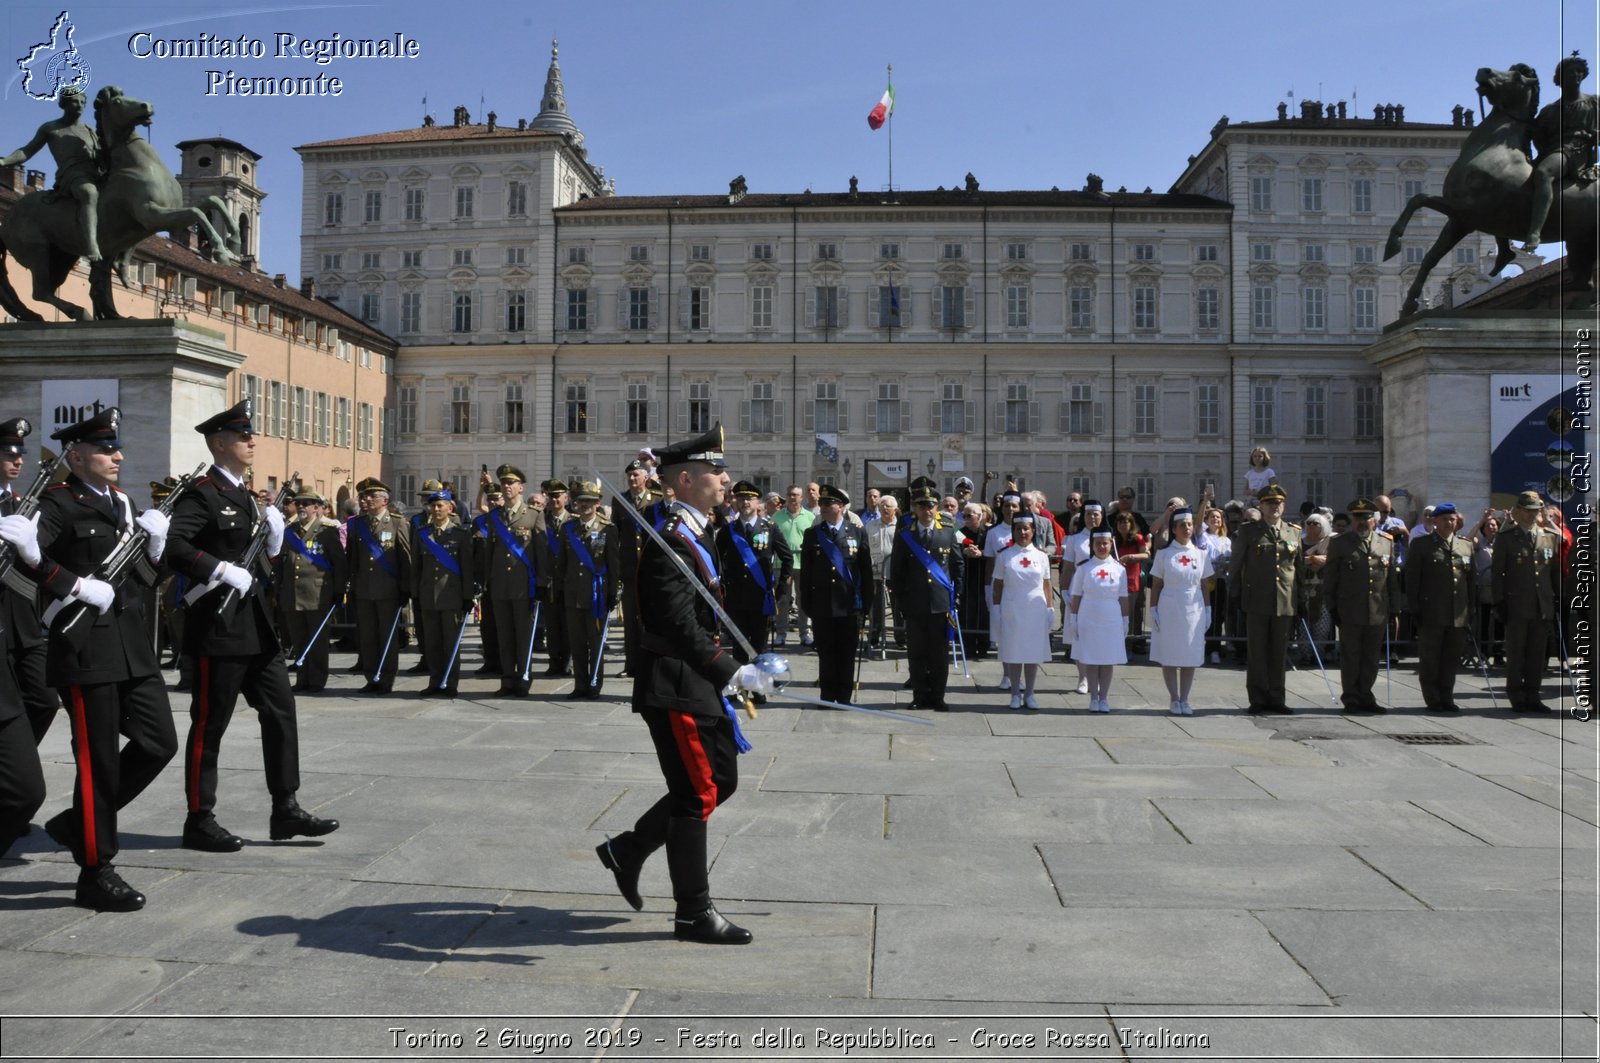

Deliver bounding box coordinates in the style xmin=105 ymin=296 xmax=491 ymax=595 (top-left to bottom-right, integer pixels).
xmin=899 ymin=399 xmax=911 ymax=432
xmin=441 ymin=401 xmax=451 ymax=432
xmin=802 ymin=401 xmax=814 ymax=431
xmin=648 ymin=401 xmax=660 ymax=432
xmin=804 ymin=287 xmax=816 ymax=329
xmin=495 ymin=401 xmax=506 ymax=433
xmin=931 ymin=285 xmax=943 ymax=324
xmin=1029 ymin=401 xmax=1041 ymax=434
xmin=739 ymin=400 xmax=751 ymax=433
xmin=1058 ymin=400 xmax=1071 ymax=433
xmin=472 ymin=403 xmax=482 ymax=433
xmin=865 ymin=399 xmax=878 ymax=429
xmin=649 ymin=286 xmax=660 ymax=330
xmin=589 ymin=399 xmax=603 ymax=435
xmin=837 ymin=401 xmax=849 ymax=433
xmin=616 ymin=288 xmax=627 ymax=328
xmin=675 ymin=400 xmax=688 ymax=432
xmin=836 ymin=286 xmax=849 ymax=328
xmin=1093 ymin=401 xmax=1105 ymax=434
xmin=678 ymin=286 xmax=690 ymax=328
xmin=963 ymin=286 xmax=975 ymax=327
xmin=929 ymin=399 xmax=942 ymax=428
xmin=964 ymin=400 xmax=976 ymax=433
xmin=772 ymin=399 xmax=785 ymax=433
xmin=709 ymin=399 xmax=722 ymax=424
xmin=993 ymin=400 xmax=1005 ymax=429
xmin=613 ymin=400 xmax=625 ymax=434
xmin=869 ymin=286 xmax=881 ymax=325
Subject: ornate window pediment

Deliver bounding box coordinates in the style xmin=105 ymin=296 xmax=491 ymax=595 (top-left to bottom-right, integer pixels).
xmin=999 ymin=262 xmax=1032 ymax=280
xmin=873 ymin=263 xmax=906 ymax=285
xmin=1193 ymin=263 xmax=1226 ymax=280
xmin=504 ymin=162 xmax=535 ymax=176
xmin=399 ymin=166 xmax=430 ymax=181
xmin=1247 ymin=153 xmax=1278 ymax=170
xmin=1398 ymin=157 xmax=1430 ymax=174
xmin=447 ymin=266 xmax=478 ymax=283
xmin=503 ymin=265 xmax=532 ymax=281
xmin=622 ymin=263 xmax=654 ymax=285
xmin=746 ymin=263 xmax=778 ymax=283
xmin=360 ymin=169 xmax=387 ymax=183
xmin=685 ymin=263 xmax=715 ymax=287
xmin=561 ymin=264 xmax=593 ymax=290
xmin=1350 ymin=264 xmax=1382 ymax=280
xmin=449 ymin=162 xmax=482 ymax=178
xmin=320 ymin=170 xmax=349 ymax=186
xmin=935 ymin=261 xmax=969 ymax=284
xmin=1297 ymin=155 xmax=1329 ymax=172
xmin=357 ymin=271 xmax=384 ymax=285
xmin=809 ymin=261 xmax=842 ymax=283
xmin=1064 ymin=263 xmax=1099 ymax=284
xmin=1249 ymin=264 xmax=1280 ymax=280
xmin=1298 ymin=262 xmax=1330 ymax=280
xmin=1348 ymin=156 xmax=1376 ymax=174
xmin=1127 ymin=263 xmax=1162 ymax=281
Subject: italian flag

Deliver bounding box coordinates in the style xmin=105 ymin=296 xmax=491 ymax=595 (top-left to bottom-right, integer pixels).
xmin=867 ymin=81 xmax=895 ymax=130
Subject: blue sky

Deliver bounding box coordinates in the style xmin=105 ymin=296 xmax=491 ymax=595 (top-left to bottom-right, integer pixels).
xmin=3 ymin=0 xmax=1596 ymax=273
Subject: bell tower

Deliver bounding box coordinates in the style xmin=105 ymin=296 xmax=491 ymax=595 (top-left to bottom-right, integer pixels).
xmin=175 ymin=137 xmax=266 ymax=270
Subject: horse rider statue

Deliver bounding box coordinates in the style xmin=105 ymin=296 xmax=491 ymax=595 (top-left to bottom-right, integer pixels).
xmin=1524 ymin=53 xmax=1599 ymax=251
xmin=0 ymin=84 xmax=104 ymax=262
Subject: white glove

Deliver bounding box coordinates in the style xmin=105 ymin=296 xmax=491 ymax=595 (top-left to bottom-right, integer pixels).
xmin=263 ymin=505 xmax=286 ymax=556
xmin=725 ymin=663 xmax=777 ymax=697
xmin=1203 ymin=606 xmax=1213 ymax=630
xmin=71 ymin=577 xmax=115 ymax=614
xmin=1149 ymin=606 xmax=1161 ymax=633
xmin=1122 ymin=617 xmax=1131 ymax=637
xmin=1065 ymin=614 xmax=1079 ymax=644
xmin=216 ymin=562 xmax=253 ymax=594
xmin=0 ymin=512 xmax=41 ymax=567
xmin=136 ymin=508 xmax=169 ymax=562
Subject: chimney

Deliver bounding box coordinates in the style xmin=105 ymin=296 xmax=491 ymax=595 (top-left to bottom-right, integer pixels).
xmin=300 ymin=276 xmax=316 ymax=299
xmin=487 ymin=111 xmax=497 ymax=132
xmin=1 ymin=165 xmax=20 ymax=194
xmin=517 ymin=117 xmax=527 ymax=130
xmin=273 ymin=273 xmax=286 ymax=288
xmin=25 ymin=169 xmax=46 ymax=191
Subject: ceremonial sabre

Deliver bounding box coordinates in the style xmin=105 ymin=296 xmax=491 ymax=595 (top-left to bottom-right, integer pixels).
xmin=522 ymin=600 xmax=541 ymax=683
xmin=1464 ymin=627 xmax=1500 ymax=711
xmin=441 ymin=604 xmax=474 ymax=688
xmin=294 ymin=603 xmax=339 ymax=667
xmin=599 ymin=473 xmax=931 ymax=726
xmin=371 ymin=605 xmax=403 ymax=684
xmin=1299 ymin=616 xmax=1338 ymax=706
xmin=590 ymin=613 xmax=612 ymax=689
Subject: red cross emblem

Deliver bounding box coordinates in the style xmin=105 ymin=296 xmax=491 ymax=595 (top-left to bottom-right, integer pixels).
xmin=1095 ymin=566 xmax=1118 ymax=584
xmin=1021 ymin=557 xmax=1032 ymax=567
xmin=1176 ymin=554 xmax=1195 ymax=568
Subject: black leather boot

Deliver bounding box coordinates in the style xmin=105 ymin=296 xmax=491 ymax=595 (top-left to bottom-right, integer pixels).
xmin=596 ymin=837 xmax=644 ymax=910
xmin=666 ymin=817 xmax=751 ymax=944
xmin=269 ymin=796 xmax=339 ymax=841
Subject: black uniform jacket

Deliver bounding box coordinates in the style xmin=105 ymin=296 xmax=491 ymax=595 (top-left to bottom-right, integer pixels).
xmin=164 ymin=466 xmax=279 ymax=657
xmin=632 ymin=506 xmax=740 ymax=719
xmin=715 ymin=514 xmax=793 ymax=617
xmin=29 ymin=475 xmax=161 ymax=685
xmin=888 ymin=521 xmax=964 ymax=615
xmin=799 ymin=521 xmax=875 ymax=620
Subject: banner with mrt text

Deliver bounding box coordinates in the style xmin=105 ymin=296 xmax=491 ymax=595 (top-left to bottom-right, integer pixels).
xmin=1489 ymin=374 xmax=1586 ymax=519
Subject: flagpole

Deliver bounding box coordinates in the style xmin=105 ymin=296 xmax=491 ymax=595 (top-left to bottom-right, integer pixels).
xmin=886 ymin=63 xmax=894 ymax=195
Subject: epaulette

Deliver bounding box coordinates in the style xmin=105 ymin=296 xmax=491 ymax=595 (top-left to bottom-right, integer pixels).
xmin=45 ymin=483 xmax=69 ymax=492
xmin=1286 ymin=522 xmax=1301 ymax=531
xmin=1376 ymin=530 xmax=1393 ymax=540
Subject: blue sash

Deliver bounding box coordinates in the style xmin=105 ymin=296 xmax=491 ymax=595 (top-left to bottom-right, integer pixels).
xmin=350 ymin=516 xmax=397 ymax=579
xmin=899 ymin=525 xmax=956 ymax=640
xmin=673 ymin=520 xmax=722 ymax=591
xmin=564 ymin=521 xmax=608 ymax=619
xmin=417 ymin=525 xmax=463 ymax=578
xmin=816 ymin=527 xmax=859 ymax=609
xmin=284 ymin=526 xmax=332 ymax=572
xmin=729 ymin=524 xmax=774 ymax=616
xmin=487 ymin=509 xmax=538 ymax=596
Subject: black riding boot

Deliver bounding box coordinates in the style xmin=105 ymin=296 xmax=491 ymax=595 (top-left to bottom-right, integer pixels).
xmin=666 ymin=816 xmax=751 ymax=944
xmin=597 ymin=797 xmax=670 ymax=910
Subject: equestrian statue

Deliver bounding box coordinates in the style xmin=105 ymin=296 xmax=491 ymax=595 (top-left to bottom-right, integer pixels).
xmin=0 ymin=85 xmax=240 ymax=322
xmin=1385 ymin=57 xmax=1598 ymax=317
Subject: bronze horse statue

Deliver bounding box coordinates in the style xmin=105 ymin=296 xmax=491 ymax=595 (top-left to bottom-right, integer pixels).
xmin=0 ymin=86 xmax=239 ymax=322
xmin=1385 ymin=64 xmax=1597 ymax=316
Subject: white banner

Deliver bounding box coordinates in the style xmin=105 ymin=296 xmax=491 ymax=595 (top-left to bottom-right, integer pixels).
xmin=41 ymin=380 xmax=120 ymax=440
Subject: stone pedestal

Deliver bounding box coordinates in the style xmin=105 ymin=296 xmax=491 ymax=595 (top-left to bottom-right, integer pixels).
xmin=1366 ymin=309 xmax=1574 ymax=519
xmin=0 ymin=318 xmax=241 ymax=494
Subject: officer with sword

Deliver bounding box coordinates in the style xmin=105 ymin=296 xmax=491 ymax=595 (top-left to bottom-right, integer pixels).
xmin=411 ymin=487 xmax=476 ymax=698
xmin=278 ymin=490 xmax=346 ymax=694
xmin=556 ymin=481 xmax=620 ymax=700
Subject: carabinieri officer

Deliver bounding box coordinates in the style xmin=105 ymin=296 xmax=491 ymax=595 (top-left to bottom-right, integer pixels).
xmin=0 ymin=408 xmax=177 ymax=910
xmin=889 ymin=485 xmax=963 ymax=710
xmin=594 ymin=424 xmax=775 ymax=944
xmin=715 ymin=479 xmax=793 ymax=697
xmin=165 ymin=399 xmax=337 ymax=853
xmin=799 ymin=484 xmax=874 ymax=704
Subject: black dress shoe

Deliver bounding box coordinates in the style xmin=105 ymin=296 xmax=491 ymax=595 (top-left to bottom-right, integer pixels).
xmin=543 ymin=666 xmax=570 ymax=677
xmin=596 ymin=838 xmax=643 ymax=910
xmin=345 ymin=663 xmax=365 ymax=673
xmin=673 ymin=905 xmax=752 ymax=945
xmin=1517 ymin=702 xmax=1555 ymax=713
xmin=76 ymin=865 xmax=144 ymax=912
xmin=406 ymin=661 xmax=430 ymax=674
xmin=474 ymin=664 xmax=500 ymax=675
xmin=270 ymin=798 xmax=339 ymax=841
xmin=183 ymin=814 xmax=244 ymax=852
xmin=931 ymin=701 xmax=950 ymax=712
xmin=582 ymin=688 xmax=602 ymax=700
xmin=358 ymin=682 xmax=379 ymax=693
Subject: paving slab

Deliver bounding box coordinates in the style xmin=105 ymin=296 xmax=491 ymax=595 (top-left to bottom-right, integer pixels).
xmin=1040 ymin=843 xmax=1421 ymax=910
xmin=888 ymin=795 xmax=1184 ymax=844
xmin=1352 ymin=845 xmax=1596 ymax=911
xmin=1153 ymin=798 xmax=1485 ymax=847
xmin=1236 ymin=765 xmax=1518 ymax=802
xmin=888 ymin=733 xmax=1113 ymax=765
xmin=758 ymin=757 xmax=1016 ymax=797
xmin=985 ymin=712 xmax=1183 ymax=737
xmin=873 ymin=907 xmax=1330 ymax=1005
xmin=1254 ymin=909 xmax=1595 ymax=1012
xmin=1007 ymin=764 xmax=1271 ymax=799
xmin=300 ymin=741 xmax=550 ymax=781
xmin=1484 ymin=772 xmax=1600 ymax=825
xmin=1096 ymin=736 xmax=1334 ymax=767
xmin=1293 ymin=735 xmax=1459 ymax=767
xmin=596 ymin=788 xmax=888 ymax=842
xmin=1412 ymin=794 xmax=1599 ymax=848
xmin=714 ymin=834 xmax=1060 ymax=907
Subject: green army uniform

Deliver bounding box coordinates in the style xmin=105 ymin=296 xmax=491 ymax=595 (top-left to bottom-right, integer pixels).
xmin=481 ymin=470 xmax=543 ymax=696
xmin=1490 ymin=493 xmax=1562 ymax=712
xmin=1407 ymin=522 xmax=1475 ymax=711
xmin=1228 ymin=487 xmax=1301 ymax=714
xmin=1324 ymin=526 xmax=1401 ymax=712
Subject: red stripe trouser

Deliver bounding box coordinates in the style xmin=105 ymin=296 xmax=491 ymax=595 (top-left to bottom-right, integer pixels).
xmin=59 ymin=674 xmax=177 ymax=869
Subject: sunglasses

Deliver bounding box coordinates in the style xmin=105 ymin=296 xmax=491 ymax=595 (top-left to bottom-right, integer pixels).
xmin=1118 ymin=494 xmax=1135 ymax=500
